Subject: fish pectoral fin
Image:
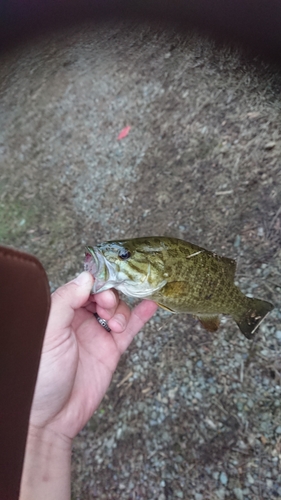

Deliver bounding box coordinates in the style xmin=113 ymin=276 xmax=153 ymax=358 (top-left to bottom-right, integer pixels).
xmin=160 ymin=281 xmax=189 ymax=297
xmin=153 ymin=281 xmax=189 ymax=313
xmin=156 ymin=302 xmax=176 ymax=313
xmin=196 ymin=314 xmax=220 ymax=332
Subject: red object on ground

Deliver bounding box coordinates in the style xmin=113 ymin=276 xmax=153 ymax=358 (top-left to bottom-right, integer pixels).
xmin=117 ymin=126 xmax=131 ymax=140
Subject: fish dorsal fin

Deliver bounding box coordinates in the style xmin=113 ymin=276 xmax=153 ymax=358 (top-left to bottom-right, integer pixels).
xmin=196 ymin=314 xmax=220 ymax=332
xmin=214 ymin=253 xmax=237 ymax=280
xmin=186 ymin=247 xmax=237 ymax=281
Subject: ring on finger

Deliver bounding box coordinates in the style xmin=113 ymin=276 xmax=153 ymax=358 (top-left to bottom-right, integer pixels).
xmin=93 ymin=312 xmax=111 ymax=332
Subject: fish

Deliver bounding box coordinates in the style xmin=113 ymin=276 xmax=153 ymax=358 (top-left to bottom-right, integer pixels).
xmin=84 ymin=236 xmax=274 ymax=339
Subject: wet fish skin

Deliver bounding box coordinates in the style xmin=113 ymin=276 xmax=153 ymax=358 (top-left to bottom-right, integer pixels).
xmin=85 ymin=237 xmax=274 ymax=339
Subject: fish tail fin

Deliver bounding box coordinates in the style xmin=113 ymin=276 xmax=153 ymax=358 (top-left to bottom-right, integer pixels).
xmin=233 ymin=297 xmax=274 ymax=339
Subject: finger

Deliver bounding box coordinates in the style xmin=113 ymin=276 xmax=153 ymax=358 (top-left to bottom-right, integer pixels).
xmin=113 ymin=300 xmax=158 ymax=354
xmin=94 ymin=289 xmax=120 ymax=320
xmin=107 ymin=300 xmax=131 ymax=333
xmin=83 ymin=291 xmax=117 ymax=314
xmin=71 ymin=307 xmax=94 ymax=332
xmin=47 ymin=272 xmax=94 ymax=335
xmin=93 ymin=289 xmax=118 ymax=311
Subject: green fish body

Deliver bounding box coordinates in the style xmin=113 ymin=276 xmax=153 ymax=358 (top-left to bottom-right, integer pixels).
xmin=85 ymin=237 xmax=273 ymax=339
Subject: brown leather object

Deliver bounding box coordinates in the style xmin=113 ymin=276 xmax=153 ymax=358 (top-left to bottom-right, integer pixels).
xmin=0 ymin=246 xmax=50 ymax=500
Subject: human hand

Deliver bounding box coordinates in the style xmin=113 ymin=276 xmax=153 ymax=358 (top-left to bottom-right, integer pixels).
xmin=20 ymin=271 xmax=157 ymax=499
xmin=29 ymin=271 xmax=158 ymax=440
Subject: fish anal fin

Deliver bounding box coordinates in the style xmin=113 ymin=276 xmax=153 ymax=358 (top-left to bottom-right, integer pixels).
xmin=197 ymin=314 xmax=220 ymax=333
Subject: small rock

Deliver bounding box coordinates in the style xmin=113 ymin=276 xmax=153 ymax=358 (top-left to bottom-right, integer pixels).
xmin=264 ymin=141 xmax=276 ymax=150
xmin=233 ymin=487 xmax=243 ymax=500
xmin=238 ymin=439 xmax=247 ymax=450
xmin=275 ymin=330 xmax=281 ymax=341
xmin=195 ymin=494 xmax=203 ymax=500
xmin=275 ymin=426 xmax=281 ymax=434
xmin=234 ymin=235 xmax=241 ymax=248
xmin=205 ymin=417 xmax=217 ymax=430
xmin=162 ymin=431 xmax=170 ymax=442
xmin=247 ymin=473 xmax=255 ymax=484
xmin=175 ymin=490 xmax=184 ymax=498
xmin=215 ymin=489 xmax=225 ymax=500
xmin=220 ymin=471 xmax=228 ymax=486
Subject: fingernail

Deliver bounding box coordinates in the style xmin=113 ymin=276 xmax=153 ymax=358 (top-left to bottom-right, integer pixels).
xmin=113 ymin=314 xmax=126 ymax=330
xmin=73 ymin=271 xmax=92 ymax=286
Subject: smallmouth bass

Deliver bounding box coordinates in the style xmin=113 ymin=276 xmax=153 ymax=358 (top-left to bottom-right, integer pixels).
xmin=85 ymin=237 xmax=274 ymax=339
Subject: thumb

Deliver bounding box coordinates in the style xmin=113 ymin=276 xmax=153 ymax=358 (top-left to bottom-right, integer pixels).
xmin=47 ymin=272 xmax=94 ymax=334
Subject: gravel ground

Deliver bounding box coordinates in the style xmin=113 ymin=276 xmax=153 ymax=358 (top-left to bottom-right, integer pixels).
xmin=0 ymin=22 xmax=280 ymax=500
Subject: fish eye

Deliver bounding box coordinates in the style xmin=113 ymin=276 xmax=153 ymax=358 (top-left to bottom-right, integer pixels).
xmin=118 ymin=248 xmax=131 ymax=260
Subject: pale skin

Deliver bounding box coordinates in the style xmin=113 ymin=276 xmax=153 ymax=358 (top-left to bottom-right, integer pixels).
xmin=19 ymin=271 xmax=158 ymax=500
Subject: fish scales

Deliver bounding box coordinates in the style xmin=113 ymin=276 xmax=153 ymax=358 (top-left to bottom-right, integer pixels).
xmin=85 ymin=236 xmax=274 ymax=339
xmin=150 ymin=246 xmax=238 ymax=315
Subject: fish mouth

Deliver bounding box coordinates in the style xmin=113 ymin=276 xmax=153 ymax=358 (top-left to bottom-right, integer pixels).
xmin=84 ymin=246 xmax=109 ymax=292
xmin=85 ymin=245 xmax=120 ymax=294
xmin=85 ymin=246 xmax=100 ymax=275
